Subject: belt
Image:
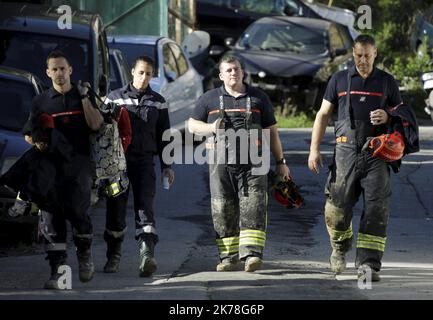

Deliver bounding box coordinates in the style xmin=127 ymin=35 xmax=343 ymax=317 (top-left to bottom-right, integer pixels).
xmin=336 ymin=136 xmax=348 ymax=143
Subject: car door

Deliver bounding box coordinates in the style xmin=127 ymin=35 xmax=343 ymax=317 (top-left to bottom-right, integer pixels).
xmin=167 ymin=42 xmax=204 ymax=131
xmin=168 ymin=42 xmax=203 ymax=106
xmin=159 ymin=41 xmax=188 ymax=131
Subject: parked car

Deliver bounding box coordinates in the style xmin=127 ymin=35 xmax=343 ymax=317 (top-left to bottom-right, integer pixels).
xmin=0 ymin=66 xmax=45 ymax=242
xmin=197 ymin=0 xmax=358 ymax=51
xmin=0 ymin=2 xmax=110 ymax=97
xmin=225 ymin=16 xmax=354 ymax=113
xmin=107 ymin=35 xmax=204 ymax=131
xmin=109 ymin=48 xmax=132 ymax=90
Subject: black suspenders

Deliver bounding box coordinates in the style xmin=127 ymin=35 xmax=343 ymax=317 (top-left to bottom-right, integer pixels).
xmin=346 ymin=71 xmax=355 ymax=129
xmin=218 ymin=95 xmax=252 ymax=130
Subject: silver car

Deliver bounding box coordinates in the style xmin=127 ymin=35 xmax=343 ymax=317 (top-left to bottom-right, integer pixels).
xmin=107 ymin=35 xmax=204 ymax=132
xmin=109 ymin=48 xmax=132 ymax=90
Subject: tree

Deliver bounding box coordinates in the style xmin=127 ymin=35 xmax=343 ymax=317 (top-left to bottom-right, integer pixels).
xmin=315 ymin=0 xmax=433 ymax=67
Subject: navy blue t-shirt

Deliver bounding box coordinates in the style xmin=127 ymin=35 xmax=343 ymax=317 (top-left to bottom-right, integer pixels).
xmin=30 ymin=85 xmax=96 ymax=156
xmin=192 ymin=85 xmax=276 ymax=128
xmin=323 ymin=65 xmax=402 ymax=122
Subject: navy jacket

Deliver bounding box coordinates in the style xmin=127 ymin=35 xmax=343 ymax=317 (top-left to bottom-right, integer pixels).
xmin=106 ymin=83 xmax=171 ymax=169
xmin=387 ymin=103 xmax=420 ymax=173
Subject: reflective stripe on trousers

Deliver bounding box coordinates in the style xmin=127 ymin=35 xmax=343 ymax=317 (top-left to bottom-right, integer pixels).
xmin=324 ymin=133 xmax=390 ymax=270
xmin=210 ymin=163 xmax=267 ymax=260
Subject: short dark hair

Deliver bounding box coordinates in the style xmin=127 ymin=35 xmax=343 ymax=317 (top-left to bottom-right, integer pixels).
xmin=218 ymin=55 xmax=244 ymax=72
xmin=353 ymin=34 xmax=376 ymax=47
xmin=133 ymin=55 xmax=155 ymax=70
xmin=46 ymin=50 xmax=70 ymax=67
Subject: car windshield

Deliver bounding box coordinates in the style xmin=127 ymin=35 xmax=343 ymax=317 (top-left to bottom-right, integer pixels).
xmin=238 ymin=21 xmax=327 ymax=55
xmin=235 ymin=0 xmax=285 ymax=14
xmin=109 ymin=54 xmax=122 ymax=91
xmin=109 ymin=43 xmax=159 ymax=77
xmin=0 ymin=31 xmax=91 ymax=88
xmin=0 ymin=78 xmax=34 ymax=132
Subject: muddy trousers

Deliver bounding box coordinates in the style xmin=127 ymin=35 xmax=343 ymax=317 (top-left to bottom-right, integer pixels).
xmin=324 ymin=143 xmax=390 ymax=271
xmin=39 ymin=155 xmax=93 ymax=269
xmin=105 ymin=154 xmax=158 ymax=244
xmin=209 ymin=164 xmax=268 ymax=262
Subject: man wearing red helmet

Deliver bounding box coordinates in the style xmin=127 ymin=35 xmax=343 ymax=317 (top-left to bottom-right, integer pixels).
xmin=308 ymin=34 xmax=410 ymax=282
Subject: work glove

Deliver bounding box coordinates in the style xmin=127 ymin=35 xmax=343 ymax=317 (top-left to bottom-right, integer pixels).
xmin=361 ymin=137 xmax=374 ymax=153
xmin=77 ymin=80 xmax=91 ymax=97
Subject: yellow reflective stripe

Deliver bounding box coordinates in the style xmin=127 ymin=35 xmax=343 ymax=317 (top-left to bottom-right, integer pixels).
xmin=326 ymin=223 xmax=353 ymax=242
xmin=216 ymin=237 xmax=239 ymax=246
xmin=217 ymin=247 xmax=239 ymax=255
xmin=239 ymin=240 xmax=266 ymax=248
xmin=240 ymin=230 xmax=266 ymax=247
xmin=357 ymin=233 xmax=386 ymax=252
xmin=216 ymin=237 xmax=239 ymax=255
xmin=240 ymin=229 xmax=266 ymax=238
xmin=30 ymin=202 xmax=39 ymax=214
xmin=356 ymin=241 xmax=385 ymax=252
xmin=111 ymin=182 xmax=120 ymax=194
xmin=241 ymin=229 xmax=265 ymax=234
xmin=358 ymin=233 xmax=386 ymax=244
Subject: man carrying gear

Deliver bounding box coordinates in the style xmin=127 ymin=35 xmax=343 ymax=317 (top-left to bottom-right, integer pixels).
xmin=24 ymin=50 xmax=103 ymax=289
xmin=308 ymin=34 xmax=416 ymax=282
xmin=103 ymin=55 xmax=174 ymax=277
xmin=189 ymin=55 xmax=290 ymax=272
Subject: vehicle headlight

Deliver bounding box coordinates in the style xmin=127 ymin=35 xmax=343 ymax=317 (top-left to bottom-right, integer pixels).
xmin=258 ymin=71 xmax=266 ymax=78
xmin=1 ymin=157 xmax=18 ymax=175
xmin=422 ymin=72 xmax=433 ymax=82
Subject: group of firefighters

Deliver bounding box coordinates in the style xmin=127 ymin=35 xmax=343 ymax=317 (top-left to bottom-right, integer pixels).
xmin=0 ymin=33 xmax=419 ymax=289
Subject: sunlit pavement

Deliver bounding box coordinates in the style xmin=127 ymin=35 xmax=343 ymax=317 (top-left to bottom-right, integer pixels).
xmin=0 ymin=126 xmax=432 ymax=300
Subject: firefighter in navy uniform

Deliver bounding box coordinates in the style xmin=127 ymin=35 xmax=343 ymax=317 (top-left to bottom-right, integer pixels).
xmin=103 ymin=56 xmax=174 ymax=277
xmin=26 ymin=51 xmax=103 ymax=289
xmin=189 ymin=55 xmax=290 ymax=272
xmin=308 ymin=35 xmax=405 ymax=281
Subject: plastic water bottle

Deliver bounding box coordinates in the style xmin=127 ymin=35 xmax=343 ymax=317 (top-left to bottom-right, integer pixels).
xmin=162 ymin=176 xmax=170 ymax=190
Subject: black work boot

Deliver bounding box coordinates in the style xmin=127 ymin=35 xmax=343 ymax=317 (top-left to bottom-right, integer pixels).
xmin=138 ymin=238 xmax=157 ymax=277
xmin=44 ymin=251 xmax=68 ymax=290
xmin=103 ymin=232 xmax=122 ymax=273
xmin=76 ymin=248 xmax=95 ymax=282
xmin=74 ymin=236 xmax=94 ymax=283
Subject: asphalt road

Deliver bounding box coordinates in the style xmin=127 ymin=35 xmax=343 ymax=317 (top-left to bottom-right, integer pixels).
xmin=0 ymin=125 xmax=432 ymax=301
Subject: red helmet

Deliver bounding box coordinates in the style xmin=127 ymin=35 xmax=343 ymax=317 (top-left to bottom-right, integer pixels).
xmin=369 ymin=131 xmax=405 ymax=162
xmin=271 ymin=173 xmax=304 ymax=209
